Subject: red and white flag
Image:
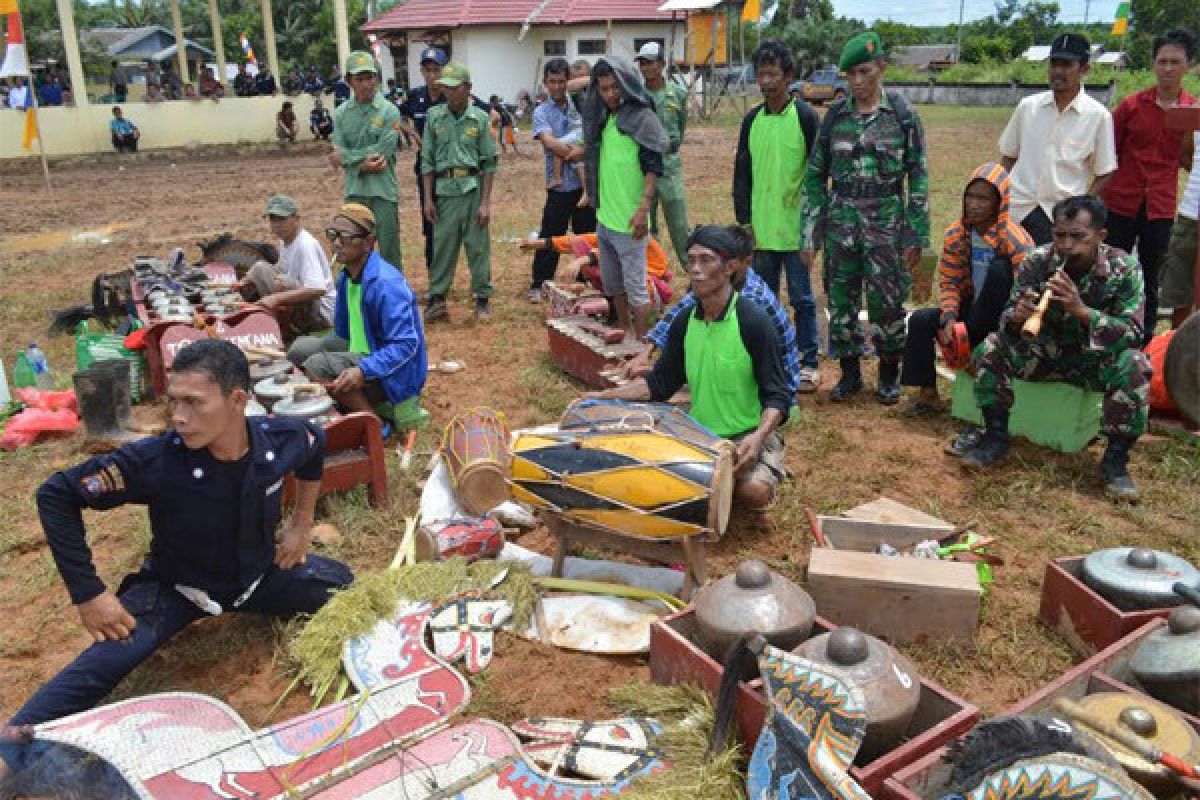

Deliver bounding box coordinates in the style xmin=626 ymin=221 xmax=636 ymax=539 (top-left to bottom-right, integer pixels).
xmin=1 ymin=0 xmax=29 ymax=79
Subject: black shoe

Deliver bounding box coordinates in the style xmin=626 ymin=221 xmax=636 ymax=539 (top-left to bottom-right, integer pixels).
xmin=830 ymin=357 xmax=863 ymax=402
xmin=425 ymin=296 xmax=448 ymax=322
xmin=945 ymin=426 xmax=982 ymax=457
xmin=961 ymin=408 xmax=1010 ymax=469
xmin=876 ymin=358 xmax=901 ymax=405
xmin=1100 ymin=436 xmax=1140 ymax=502
xmin=474 ymin=297 xmax=491 ymax=319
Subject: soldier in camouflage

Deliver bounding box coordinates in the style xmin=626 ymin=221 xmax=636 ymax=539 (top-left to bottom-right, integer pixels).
xmin=636 ymin=42 xmax=690 ymax=266
xmin=801 ymin=31 xmax=930 ymax=404
xmin=964 ymin=195 xmax=1150 ymax=502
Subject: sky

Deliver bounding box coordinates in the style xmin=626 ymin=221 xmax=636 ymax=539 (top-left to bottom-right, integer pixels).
xmin=832 ymin=0 xmax=1122 ymax=26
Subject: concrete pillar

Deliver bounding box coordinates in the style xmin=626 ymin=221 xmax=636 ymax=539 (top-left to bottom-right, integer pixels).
xmin=208 ymin=0 xmax=227 ymax=83
xmin=333 ymin=0 xmax=351 ymax=74
xmin=169 ymin=0 xmax=189 ymax=85
xmin=260 ymin=0 xmax=281 ymax=85
xmin=54 ymin=0 xmax=88 ymax=107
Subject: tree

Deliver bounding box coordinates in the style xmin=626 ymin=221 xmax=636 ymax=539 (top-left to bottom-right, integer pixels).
xmin=871 ymin=20 xmax=923 ymax=49
xmin=772 ymin=15 xmax=864 ymax=75
xmin=1126 ymin=0 xmax=1200 ymax=68
xmin=961 ymin=33 xmax=1013 ymax=62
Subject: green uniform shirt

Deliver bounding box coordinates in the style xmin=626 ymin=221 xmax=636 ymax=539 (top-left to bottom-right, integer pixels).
xmin=333 ymin=92 xmax=401 ymax=203
xmin=597 ymin=116 xmax=644 ymax=234
xmin=419 ymin=103 xmax=498 ymax=197
xmin=748 ymin=101 xmax=807 ymax=252
xmin=346 ymin=279 xmax=369 ymax=355
xmin=648 ymin=83 xmax=687 ymax=174
xmin=684 ymin=292 xmax=762 ymax=438
xmin=801 ymin=90 xmax=930 ymax=250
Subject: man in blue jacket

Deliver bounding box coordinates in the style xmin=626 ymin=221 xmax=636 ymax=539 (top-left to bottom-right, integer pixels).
xmin=287 ymin=203 xmax=428 ymax=415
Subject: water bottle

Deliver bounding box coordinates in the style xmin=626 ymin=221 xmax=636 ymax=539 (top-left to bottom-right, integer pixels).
xmin=12 ymin=352 xmax=36 ymax=389
xmin=26 ymin=342 xmax=52 ymax=389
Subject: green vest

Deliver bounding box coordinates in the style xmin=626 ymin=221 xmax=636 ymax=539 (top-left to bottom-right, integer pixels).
xmin=748 ymin=101 xmax=807 ymax=251
xmin=684 ymin=292 xmax=761 ymax=438
xmin=597 ymin=116 xmax=644 ymax=234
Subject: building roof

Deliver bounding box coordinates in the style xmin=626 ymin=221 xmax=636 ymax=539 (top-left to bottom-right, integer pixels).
xmin=81 ymin=25 xmax=213 ymax=60
xmin=890 ymin=44 xmax=957 ymax=67
xmin=363 ymin=0 xmax=674 ymax=33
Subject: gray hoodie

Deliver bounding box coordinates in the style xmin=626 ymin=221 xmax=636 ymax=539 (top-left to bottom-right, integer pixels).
xmin=583 ymin=54 xmax=668 ymax=211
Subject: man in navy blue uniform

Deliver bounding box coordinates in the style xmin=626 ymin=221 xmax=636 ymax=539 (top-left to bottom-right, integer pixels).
xmin=0 ymin=340 xmax=352 ymax=783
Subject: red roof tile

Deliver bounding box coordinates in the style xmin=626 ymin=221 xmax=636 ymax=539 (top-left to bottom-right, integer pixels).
xmin=362 ymin=0 xmax=673 ymax=33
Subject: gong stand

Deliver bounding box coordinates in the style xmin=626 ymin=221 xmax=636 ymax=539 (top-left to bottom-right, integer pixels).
xmin=545 ymin=513 xmax=708 ymax=601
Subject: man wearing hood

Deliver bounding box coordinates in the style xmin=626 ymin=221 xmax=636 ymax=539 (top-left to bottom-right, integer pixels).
xmin=900 ymin=163 xmax=1034 ymax=416
xmin=583 ymin=55 xmax=668 ymax=340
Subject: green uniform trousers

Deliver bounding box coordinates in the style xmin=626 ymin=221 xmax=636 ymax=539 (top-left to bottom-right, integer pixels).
xmin=347 ymin=195 xmax=402 ymax=271
xmin=649 ymin=167 xmax=689 ymax=266
xmin=429 ymin=189 xmax=492 ymax=300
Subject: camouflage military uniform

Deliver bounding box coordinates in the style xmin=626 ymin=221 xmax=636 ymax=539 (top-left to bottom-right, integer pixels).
xmin=974 ymin=245 xmax=1151 ymax=438
xmin=646 ymin=82 xmax=689 ymax=265
xmin=802 ymin=92 xmax=930 ymax=359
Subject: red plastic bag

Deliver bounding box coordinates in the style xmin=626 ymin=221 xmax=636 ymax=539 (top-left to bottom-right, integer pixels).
xmin=1146 ymin=330 xmax=1176 ymax=414
xmin=13 ymin=388 xmax=78 ymax=413
xmin=0 ymin=408 xmax=80 ymax=451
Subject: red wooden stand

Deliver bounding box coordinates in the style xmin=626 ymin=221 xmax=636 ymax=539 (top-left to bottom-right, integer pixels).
xmin=283 ymin=412 xmax=388 ymax=509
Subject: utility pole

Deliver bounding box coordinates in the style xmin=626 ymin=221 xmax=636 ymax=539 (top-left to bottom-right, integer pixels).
xmin=955 ymin=0 xmax=965 ymax=61
xmin=1083 ymin=0 xmax=1092 ymax=25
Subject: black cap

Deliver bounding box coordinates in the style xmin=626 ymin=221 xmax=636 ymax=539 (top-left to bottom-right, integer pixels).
xmin=1049 ymin=33 xmax=1091 ymax=62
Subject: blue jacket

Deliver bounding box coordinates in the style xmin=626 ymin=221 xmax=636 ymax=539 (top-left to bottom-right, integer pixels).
xmin=335 ymin=250 xmax=427 ymax=403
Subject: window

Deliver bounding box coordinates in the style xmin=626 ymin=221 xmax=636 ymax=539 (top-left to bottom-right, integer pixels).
xmin=544 ymin=39 xmax=566 ymax=56
xmin=577 ymin=39 xmax=607 ymax=56
xmin=633 ymin=38 xmax=665 ymax=54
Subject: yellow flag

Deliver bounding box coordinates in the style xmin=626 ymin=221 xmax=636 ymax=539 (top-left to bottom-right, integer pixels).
xmin=22 ymin=105 xmax=37 ymax=150
xmin=741 ymin=0 xmax=761 ymax=22
xmin=0 ymin=0 xmax=18 ymax=14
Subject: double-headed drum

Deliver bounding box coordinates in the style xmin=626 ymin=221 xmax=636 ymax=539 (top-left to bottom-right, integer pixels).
xmin=509 ymin=399 xmax=734 ymax=540
xmin=443 ymin=409 xmax=512 ymax=516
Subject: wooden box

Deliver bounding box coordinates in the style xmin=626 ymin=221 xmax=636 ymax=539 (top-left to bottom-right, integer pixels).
xmin=807 ymin=548 xmax=981 ymax=644
xmin=880 ymin=619 xmax=1200 ymax=800
xmin=1038 ymin=555 xmax=1175 ymax=657
xmin=648 ymin=607 xmax=980 ymax=797
xmin=545 ymin=315 xmax=640 ymax=389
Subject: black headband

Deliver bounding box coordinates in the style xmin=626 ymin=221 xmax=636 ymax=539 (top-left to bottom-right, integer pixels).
xmin=687 ymin=225 xmax=741 ymax=260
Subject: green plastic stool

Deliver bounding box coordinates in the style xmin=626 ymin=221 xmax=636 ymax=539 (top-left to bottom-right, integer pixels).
xmin=951 ymin=372 xmax=1102 ymax=454
xmin=375 ymin=395 xmax=431 ymax=434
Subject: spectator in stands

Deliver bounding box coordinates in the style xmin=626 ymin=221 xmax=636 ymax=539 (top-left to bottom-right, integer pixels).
xmin=109 ymin=60 xmax=127 ymax=103
xmin=110 ymin=106 xmax=139 ymax=153
xmin=283 ymin=67 xmax=304 ymax=95
xmin=198 ymin=67 xmax=225 ymax=101
xmin=7 ymin=77 xmax=28 ymax=109
xmin=161 ymin=61 xmax=182 ymax=100
xmin=310 ymin=95 xmax=334 ymax=140
xmin=331 ymin=66 xmax=350 ymax=107
xmin=304 ymin=66 xmax=324 ymax=96
xmin=38 ymin=75 xmax=63 ymax=106
xmin=277 ymin=101 xmax=298 ymax=143
xmin=234 ymin=62 xmax=257 ymax=97
xmin=255 ymin=66 xmax=278 ymax=97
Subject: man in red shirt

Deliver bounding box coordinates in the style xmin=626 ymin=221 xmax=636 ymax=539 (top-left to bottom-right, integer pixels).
xmin=1103 ymin=28 xmax=1196 ymax=345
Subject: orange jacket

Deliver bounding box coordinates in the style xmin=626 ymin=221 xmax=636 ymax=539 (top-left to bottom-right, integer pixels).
xmin=938 ymin=163 xmax=1035 ymax=316
xmin=549 ymin=233 xmax=670 ymax=283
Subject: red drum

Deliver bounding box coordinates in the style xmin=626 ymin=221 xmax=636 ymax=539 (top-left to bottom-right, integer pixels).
xmin=443 ymin=409 xmax=512 ymax=516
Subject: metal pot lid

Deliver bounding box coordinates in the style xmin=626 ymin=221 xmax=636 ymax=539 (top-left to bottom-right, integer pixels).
xmin=249 ymin=357 xmax=294 ymax=382
xmin=1081 ymin=547 xmax=1199 ymax=609
xmin=254 ymin=372 xmax=305 ymax=401
xmin=1129 ymin=606 xmax=1200 ymax=682
xmin=274 ymin=388 xmax=334 ymax=418
xmin=245 ymin=397 xmax=268 ymax=417
xmin=795 ymin=628 xmax=921 ymax=709
xmin=1075 ymin=692 xmax=1200 ymax=784
xmin=692 ymin=560 xmax=816 ymax=646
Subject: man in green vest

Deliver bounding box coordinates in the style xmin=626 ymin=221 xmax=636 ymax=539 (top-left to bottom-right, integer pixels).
xmin=588 ymin=225 xmax=791 ymax=511
xmin=420 ymin=62 xmax=498 ymax=321
xmin=636 ymin=42 xmax=690 ymax=266
xmin=582 ymin=55 xmax=667 ymax=340
xmin=329 ymin=51 xmax=402 ymax=271
xmin=733 ymin=39 xmax=822 ymax=394
xmin=802 ymin=31 xmax=930 ymax=404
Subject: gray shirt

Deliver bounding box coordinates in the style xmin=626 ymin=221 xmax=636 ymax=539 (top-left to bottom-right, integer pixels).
xmin=532 ymin=96 xmax=583 ymax=192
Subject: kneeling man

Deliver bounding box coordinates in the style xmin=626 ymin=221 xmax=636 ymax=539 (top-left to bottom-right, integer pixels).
xmin=0 ymin=340 xmax=353 ymax=781
xmin=963 ymin=195 xmax=1151 ymax=501
xmin=589 ymin=225 xmax=791 ymax=510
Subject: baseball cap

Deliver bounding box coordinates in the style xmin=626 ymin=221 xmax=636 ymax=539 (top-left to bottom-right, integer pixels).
xmin=635 ymin=42 xmax=664 ymax=62
xmin=1049 ymin=33 xmax=1091 ymax=62
xmin=264 ymin=194 xmax=298 ymax=218
xmin=336 ymin=202 xmax=376 ymax=233
xmin=420 ymin=46 xmax=448 ymax=66
xmin=436 ymin=61 xmax=471 ymax=88
xmin=345 ymin=50 xmax=377 ymax=75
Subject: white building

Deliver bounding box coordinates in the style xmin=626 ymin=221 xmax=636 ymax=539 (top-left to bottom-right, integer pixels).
xmin=362 ymin=0 xmax=685 ymax=103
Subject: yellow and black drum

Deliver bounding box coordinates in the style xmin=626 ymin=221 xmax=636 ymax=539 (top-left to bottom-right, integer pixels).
xmin=509 ymin=399 xmax=734 ymax=540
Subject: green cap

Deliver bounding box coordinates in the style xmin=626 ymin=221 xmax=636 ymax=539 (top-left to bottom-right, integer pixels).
xmin=345 ymin=50 xmax=377 ymax=76
xmin=264 ymin=193 xmax=298 ymax=218
xmin=839 ymin=31 xmax=884 ymax=71
xmin=436 ymin=61 xmax=471 ymax=88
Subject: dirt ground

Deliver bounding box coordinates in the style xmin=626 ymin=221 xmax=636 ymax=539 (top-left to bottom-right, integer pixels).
xmin=0 ymin=107 xmax=1197 ymax=740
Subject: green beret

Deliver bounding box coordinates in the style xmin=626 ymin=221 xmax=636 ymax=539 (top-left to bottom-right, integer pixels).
xmin=839 ymin=32 xmax=884 ymax=71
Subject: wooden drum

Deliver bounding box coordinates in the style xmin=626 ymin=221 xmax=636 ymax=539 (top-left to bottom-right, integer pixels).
xmin=509 ymin=399 xmax=734 ymax=541
xmin=443 ymin=409 xmax=512 ymax=516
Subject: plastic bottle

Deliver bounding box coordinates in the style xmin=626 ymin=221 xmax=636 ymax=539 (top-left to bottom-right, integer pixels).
xmin=12 ymin=352 xmax=36 ymax=389
xmin=26 ymin=342 xmax=52 ymax=389
xmin=0 ymin=358 xmax=10 ymax=406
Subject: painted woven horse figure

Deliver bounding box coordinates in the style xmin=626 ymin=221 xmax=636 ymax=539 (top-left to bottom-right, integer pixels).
xmin=32 ymin=603 xmax=470 ymax=800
